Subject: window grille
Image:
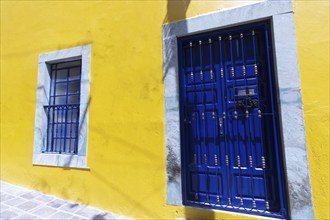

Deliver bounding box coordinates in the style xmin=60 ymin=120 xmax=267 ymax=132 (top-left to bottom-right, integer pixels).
xmin=44 ymin=60 xmax=81 ymax=154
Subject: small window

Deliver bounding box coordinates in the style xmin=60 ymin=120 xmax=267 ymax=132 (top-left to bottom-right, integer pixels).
xmin=33 ymin=45 xmax=91 ymax=169
xmin=44 ymin=60 xmax=82 ymax=154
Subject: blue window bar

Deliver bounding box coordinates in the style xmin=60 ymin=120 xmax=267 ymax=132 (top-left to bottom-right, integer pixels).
xmin=44 ymin=60 xmax=81 ymax=154
xmin=178 ymin=21 xmax=288 ymax=218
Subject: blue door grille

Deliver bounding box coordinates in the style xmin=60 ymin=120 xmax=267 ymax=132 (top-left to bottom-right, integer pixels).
xmin=44 ymin=60 xmax=81 ymax=154
xmin=178 ymin=21 xmax=288 ymax=218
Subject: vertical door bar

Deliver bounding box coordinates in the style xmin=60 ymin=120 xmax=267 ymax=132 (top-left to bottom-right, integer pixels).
xmin=264 ymin=27 xmax=286 ymax=215
xmin=219 ymin=35 xmax=230 ymax=206
xmin=241 ymin=31 xmax=256 ymax=209
xmin=252 ymin=29 xmax=270 ymax=209
xmin=240 ymin=32 xmax=248 ymax=209
xmin=209 ymin=37 xmax=219 ymax=204
xmin=229 ymin=34 xmax=241 ymax=207
xmin=199 ymin=39 xmax=209 ymax=203
xmin=229 ymin=35 xmax=234 ymax=207
xmin=191 ymin=41 xmax=200 ymax=201
xmin=181 ymin=41 xmax=188 ymax=202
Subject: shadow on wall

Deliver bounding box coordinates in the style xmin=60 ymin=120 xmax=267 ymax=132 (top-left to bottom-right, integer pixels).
xmin=163 ymin=0 xmax=190 ymax=24
xmin=163 ymin=1 xmax=216 ymax=219
xmin=162 ymin=0 xmax=190 ymax=82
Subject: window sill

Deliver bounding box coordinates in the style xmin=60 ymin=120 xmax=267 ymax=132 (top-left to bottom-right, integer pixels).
xmin=32 ymin=153 xmax=89 ymax=169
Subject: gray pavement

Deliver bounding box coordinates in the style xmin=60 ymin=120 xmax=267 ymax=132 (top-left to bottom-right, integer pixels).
xmin=0 ymin=181 xmax=131 ymax=220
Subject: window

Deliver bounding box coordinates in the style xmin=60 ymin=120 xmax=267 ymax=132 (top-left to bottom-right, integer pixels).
xmin=33 ymin=45 xmax=91 ymax=169
xmin=163 ymin=1 xmax=314 ymax=219
xmin=44 ymin=60 xmax=82 ymax=154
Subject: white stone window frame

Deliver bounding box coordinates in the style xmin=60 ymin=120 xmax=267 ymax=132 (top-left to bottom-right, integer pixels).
xmin=33 ymin=45 xmax=91 ymax=169
xmin=163 ymin=1 xmax=314 ymax=219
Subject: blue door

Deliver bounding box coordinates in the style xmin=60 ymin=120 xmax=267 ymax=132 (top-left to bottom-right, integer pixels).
xmin=178 ymin=21 xmax=287 ymax=218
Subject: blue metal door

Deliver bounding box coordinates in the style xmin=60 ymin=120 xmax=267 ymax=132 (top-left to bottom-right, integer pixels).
xmin=178 ymin=21 xmax=287 ymax=218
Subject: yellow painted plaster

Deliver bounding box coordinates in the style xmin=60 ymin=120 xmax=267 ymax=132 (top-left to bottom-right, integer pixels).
xmin=293 ymin=1 xmax=330 ymax=219
xmin=0 ymin=1 xmax=329 ymax=219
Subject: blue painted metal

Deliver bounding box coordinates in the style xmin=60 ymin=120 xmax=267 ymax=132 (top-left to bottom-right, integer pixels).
xmin=178 ymin=21 xmax=288 ymax=218
xmin=44 ymin=60 xmax=81 ymax=154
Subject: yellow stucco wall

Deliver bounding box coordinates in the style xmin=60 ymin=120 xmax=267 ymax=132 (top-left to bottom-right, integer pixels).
xmin=293 ymin=1 xmax=330 ymax=219
xmin=0 ymin=1 xmax=328 ymax=219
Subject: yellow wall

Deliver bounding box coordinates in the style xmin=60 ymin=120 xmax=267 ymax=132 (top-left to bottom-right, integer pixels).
xmin=293 ymin=1 xmax=330 ymax=219
xmin=0 ymin=1 xmax=328 ymax=219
